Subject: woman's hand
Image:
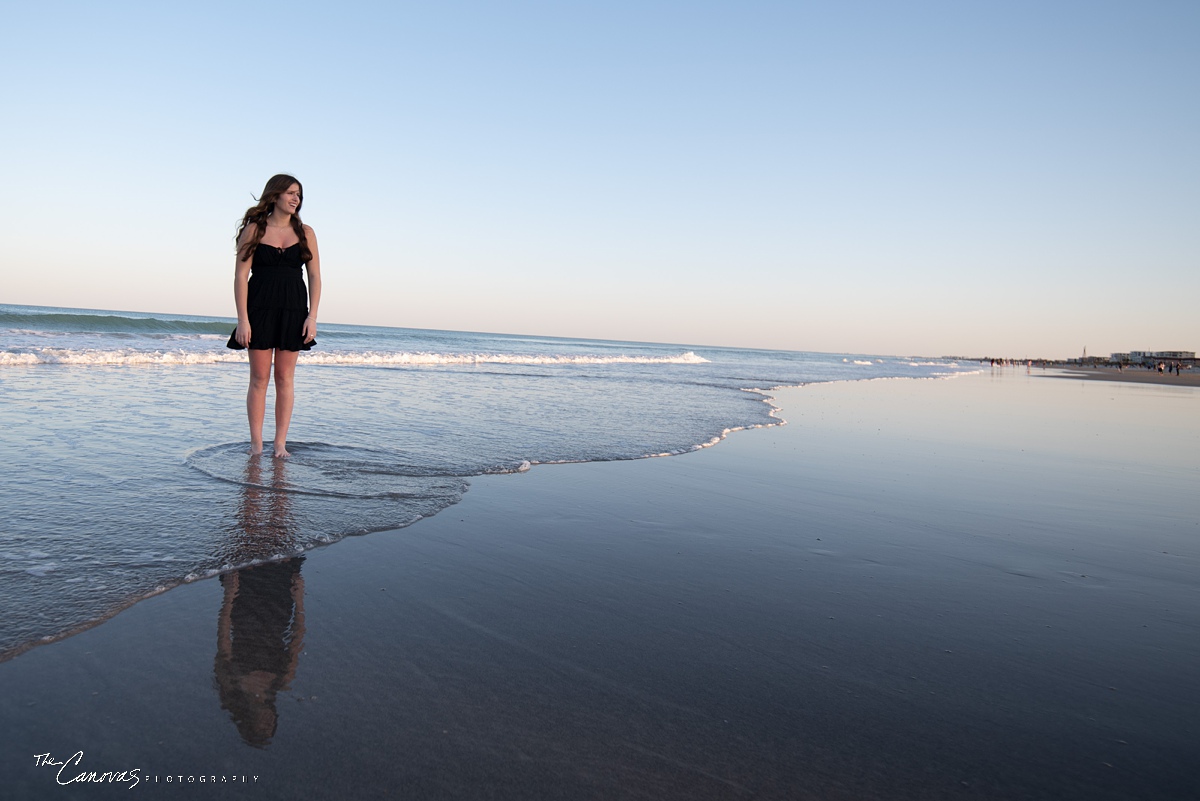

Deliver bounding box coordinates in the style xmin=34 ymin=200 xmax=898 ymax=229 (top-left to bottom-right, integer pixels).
xmin=235 ymin=319 xmax=252 ymax=347
xmin=303 ymin=316 xmax=317 ymax=343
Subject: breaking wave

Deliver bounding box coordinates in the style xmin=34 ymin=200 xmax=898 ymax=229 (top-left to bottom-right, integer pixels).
xmin=1 ymin=348 xmax=710 ymax=367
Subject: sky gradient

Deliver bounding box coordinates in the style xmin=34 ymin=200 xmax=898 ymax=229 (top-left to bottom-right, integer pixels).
xmin=2 ymin=1 xmax=1196 ymax=357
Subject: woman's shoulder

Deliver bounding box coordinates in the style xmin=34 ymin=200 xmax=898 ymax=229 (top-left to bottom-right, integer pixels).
xmin=303 ymin=223 xmax=316 ymax=236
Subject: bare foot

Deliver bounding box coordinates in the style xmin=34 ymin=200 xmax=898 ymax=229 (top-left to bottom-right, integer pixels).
xmin=250 ymin=441 xmax=263 ymax=455
xmin=273 ymin=445 xmax=291 ymax=459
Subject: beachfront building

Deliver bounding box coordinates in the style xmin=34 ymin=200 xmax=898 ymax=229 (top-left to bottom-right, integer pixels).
xmin=1114 ymin=350 xmax=1195 ymax=365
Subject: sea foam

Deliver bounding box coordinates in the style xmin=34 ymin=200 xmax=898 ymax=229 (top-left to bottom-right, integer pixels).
xmin=1 ymin=348 xmax=710 ymax=367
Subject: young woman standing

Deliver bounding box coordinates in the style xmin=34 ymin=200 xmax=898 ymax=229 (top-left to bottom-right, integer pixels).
xmin=227 ymin=174 xmax=322 ymax=457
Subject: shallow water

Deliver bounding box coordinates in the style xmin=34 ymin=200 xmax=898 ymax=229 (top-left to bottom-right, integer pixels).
xmin=0 ymin=303 xmax=974 ymax=658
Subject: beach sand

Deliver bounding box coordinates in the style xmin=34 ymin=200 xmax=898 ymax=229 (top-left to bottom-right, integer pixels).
xmin=1050 ymin=367 xmax=1200 ymax=387
xmin=2 ymin=371 xmax=1197 ymax=800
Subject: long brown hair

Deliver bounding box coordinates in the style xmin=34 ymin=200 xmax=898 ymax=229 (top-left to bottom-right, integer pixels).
xmin=235 ymin=174 xmax=312 ymax=263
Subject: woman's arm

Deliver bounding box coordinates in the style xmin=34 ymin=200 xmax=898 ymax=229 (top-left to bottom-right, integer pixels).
xmin=303 ymin=225 xmax=321 ymax=343
xmin=233 ymin=223 xmax=257 ymax=346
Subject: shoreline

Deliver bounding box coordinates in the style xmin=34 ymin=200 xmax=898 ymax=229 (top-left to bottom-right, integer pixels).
xmin=2 ymin=371 xmax=1197 ymax=799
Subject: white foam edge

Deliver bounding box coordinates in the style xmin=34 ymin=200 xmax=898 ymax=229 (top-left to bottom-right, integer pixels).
xmin=0 ymin=349 xmax=710 ymax=367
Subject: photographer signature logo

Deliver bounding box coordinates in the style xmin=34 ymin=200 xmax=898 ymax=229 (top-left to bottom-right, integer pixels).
xmin=34 ymin=751 xmax=259 ymax=789
xmin=34 ymin=752 xmax=142 ymax=789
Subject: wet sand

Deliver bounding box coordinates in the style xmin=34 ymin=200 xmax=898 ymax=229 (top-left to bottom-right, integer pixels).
xmin=1050 ymin=366 xmax=1200 ymax=387
xmin=2 ymin=371 xmax=1197 ymax=800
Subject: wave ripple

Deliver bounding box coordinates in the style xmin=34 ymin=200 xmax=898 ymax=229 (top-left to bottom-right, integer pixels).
xmin=185 ymin=442 xmax=528 ymax=500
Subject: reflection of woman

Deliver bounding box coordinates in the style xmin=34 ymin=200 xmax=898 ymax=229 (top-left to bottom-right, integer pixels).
xmin=215 ymin=456 xmax=306 ymax=748
xmin=227 ymin=174 xmax=322 ymax=458
xmin=215 ymin=558 xmax=306 ymax=748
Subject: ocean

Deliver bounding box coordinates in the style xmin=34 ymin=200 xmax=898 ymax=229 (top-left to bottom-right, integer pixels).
xmin=0 ymin=303 xmax=975 ymax=660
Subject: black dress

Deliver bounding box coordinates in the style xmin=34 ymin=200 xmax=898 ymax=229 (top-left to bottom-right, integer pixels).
xmin=226 ymin=242 xmax=315 ymax=351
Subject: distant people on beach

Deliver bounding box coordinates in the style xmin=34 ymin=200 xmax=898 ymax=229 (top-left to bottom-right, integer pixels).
xmin=979 ymin=355 xmax=1193 ymax=375
xmin=226 ymin=174 xmax=323 ymax=458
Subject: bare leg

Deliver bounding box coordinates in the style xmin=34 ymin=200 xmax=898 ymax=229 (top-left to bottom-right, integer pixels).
xmin=247 ymin=349 xmax=274 ymax=455
xmin=272 ymin=349 xmax=300 ymax=458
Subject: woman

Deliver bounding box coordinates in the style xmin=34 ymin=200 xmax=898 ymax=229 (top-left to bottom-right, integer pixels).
xmin=227 ymin=174 xmax=322 ymax=458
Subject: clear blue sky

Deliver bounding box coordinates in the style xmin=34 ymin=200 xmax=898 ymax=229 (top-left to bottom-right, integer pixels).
xmin=2 ymin=1 xmax=1196 ymax=357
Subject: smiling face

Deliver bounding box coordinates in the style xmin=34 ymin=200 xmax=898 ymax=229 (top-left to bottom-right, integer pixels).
xmin=273 ymin=183 xmax=302 ymax=217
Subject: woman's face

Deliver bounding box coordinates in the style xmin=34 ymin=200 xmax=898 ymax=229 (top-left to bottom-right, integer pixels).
xmin=273 ymin=184 xmax=301 ymax=216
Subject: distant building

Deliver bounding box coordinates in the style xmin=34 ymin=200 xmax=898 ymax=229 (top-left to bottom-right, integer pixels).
xmin=1115 ymin=351 xmax=1195 ymax=364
